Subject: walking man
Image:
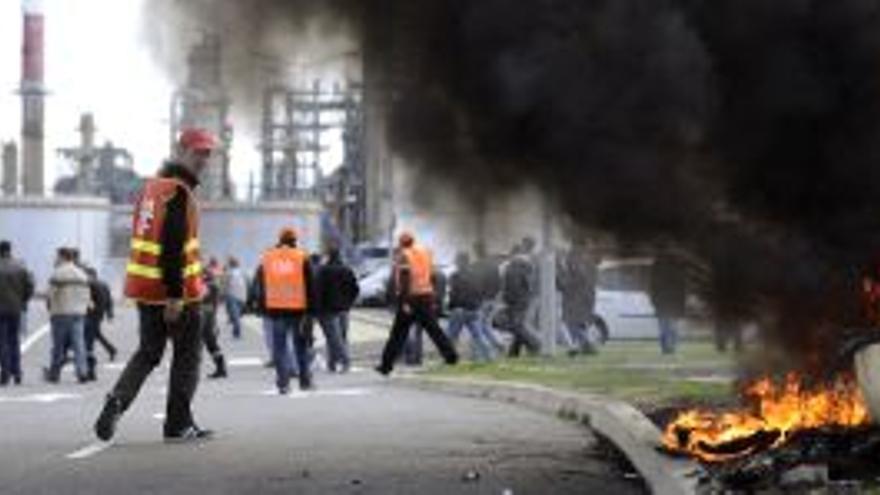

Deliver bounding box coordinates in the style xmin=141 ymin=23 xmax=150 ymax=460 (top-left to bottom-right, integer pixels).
xmin=315 ymin=245 xmax=359 ymax=373
xmin=252 ymin=228 xmax=315 ymax=394
xmin=202 ymin=257 xmax=228 ymax=379
xmin=0 ymin=240 xmax=33 ymax=385
xmin=94 ymin=128 xmax=217 ymax=442
xmin=375 ymin=231 xmax=458 ymax=375
xmin=45 ymin=247 xmax=91 ymax=383
xmin=223 ymin=256 xmax=247 ymax=340
xmin=83 ymin=266 xmax=117 ymax=381
xmin=446 ymin=251 xmax=494 ymax=362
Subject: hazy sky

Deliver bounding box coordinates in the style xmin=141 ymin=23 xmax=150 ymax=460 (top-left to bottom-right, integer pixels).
xmin=0 ymin=0 xmax=346 ymax=198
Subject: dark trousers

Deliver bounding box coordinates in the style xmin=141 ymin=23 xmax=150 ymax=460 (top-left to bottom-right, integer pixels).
xmin=0 ymin=312 xmax=22 ymax=382
xmin=201 ymin=305 xmax=222 ymax=358
xmin=379 ymin=297 xmax=458 ymax=373
xmin=109 ymin=304 xmax=203 ymax=434
xmin=85 ymin=314 xmax=117 ymax=364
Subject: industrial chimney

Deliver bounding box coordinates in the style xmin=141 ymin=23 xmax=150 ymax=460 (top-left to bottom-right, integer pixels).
xmin=20 ymin=0 xmax=45 ymax=196
xmin=2 ymin=142 xmax=18 ymax=196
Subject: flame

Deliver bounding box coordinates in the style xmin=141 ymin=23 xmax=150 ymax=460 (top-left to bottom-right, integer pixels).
xmin=662 ymin=373 xmax=870 ymax=462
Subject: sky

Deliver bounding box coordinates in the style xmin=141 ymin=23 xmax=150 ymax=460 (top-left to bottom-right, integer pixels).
xmin=0 ymin=0 xmax=347 ymax=199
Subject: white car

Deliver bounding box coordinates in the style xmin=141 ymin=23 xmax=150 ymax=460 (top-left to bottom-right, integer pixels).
xmin=594 ymin=258 xmax=659 ymax=339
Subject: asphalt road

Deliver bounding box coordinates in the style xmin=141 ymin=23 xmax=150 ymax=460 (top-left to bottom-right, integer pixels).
xmin=0 ymin=304 xmax=645 ymax=494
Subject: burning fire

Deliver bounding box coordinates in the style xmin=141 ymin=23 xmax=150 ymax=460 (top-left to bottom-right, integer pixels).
xmin=663 ymin=373 xmax=870 ymax=462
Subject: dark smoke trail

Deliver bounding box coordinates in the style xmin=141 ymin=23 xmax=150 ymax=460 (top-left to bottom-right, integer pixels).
xmin=142 ymin=0 xmax=880 ymax=371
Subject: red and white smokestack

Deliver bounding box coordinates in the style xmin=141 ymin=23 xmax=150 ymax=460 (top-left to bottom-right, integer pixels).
xmin=20 ymin=0 xmax=45 ymax=196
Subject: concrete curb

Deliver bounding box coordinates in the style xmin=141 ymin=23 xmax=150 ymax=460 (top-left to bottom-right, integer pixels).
xmin=394 ymin=375 xmax=701 ymax=495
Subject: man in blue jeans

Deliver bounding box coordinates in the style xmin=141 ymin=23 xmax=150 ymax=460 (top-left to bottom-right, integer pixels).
xmin=0 ymin=240 xmax=33 ymax=385
xmin=446 ymin=252 xmax=494 ymax=362
xmin=45 ymin=247 xmax=91 ymax=383
xmin=314 ymin=245 xmax=359 ymax=373
xmin=650 ymin=249 xmax=687 ymax=355
xmin=251 ymin=228 xmax=315 ymax=393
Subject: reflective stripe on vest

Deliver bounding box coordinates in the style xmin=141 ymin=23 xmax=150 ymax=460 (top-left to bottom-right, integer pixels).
xmin=123 ymin=177 xmax=205 ymax=303
xmin=402 ymin=245 xmax=434 ymax=296
xmin=262 ymin=247 xmax=308 ymax=310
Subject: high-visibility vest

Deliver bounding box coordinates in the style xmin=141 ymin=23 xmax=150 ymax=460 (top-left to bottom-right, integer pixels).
xmin=396 ymin=245 xmax=434 ymax=297
xmin=123 ymin=177 xmax=205 ymax=303
xmin=262 ymin=247 xmax=308 ymax=310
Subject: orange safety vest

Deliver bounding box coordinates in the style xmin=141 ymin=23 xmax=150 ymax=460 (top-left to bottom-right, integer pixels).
xmin=262 ymin=247 xmax=308 ymax=311
xmin=123 ymin=177 xmax=205 ymax=303
xmin=396 ymin=245 xmax=434 ymax=297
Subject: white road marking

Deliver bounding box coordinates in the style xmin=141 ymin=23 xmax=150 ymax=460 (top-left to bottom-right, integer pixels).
xmin=227 ymin=357 xmax=263 ymax=367
xmin=152 ymin=412 xmax=166 ymax=420
xmin=0 ymin=392 xmax=81 ymax=404
xmin=21 ymin=323 xmax=50 ymax=354
xmin=259 ymin=387 xmax=375 ymax=398
xmin=66 ymin=442 xmax=112 ymax=460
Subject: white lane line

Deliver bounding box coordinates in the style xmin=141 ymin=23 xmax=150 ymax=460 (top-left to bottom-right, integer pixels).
xmin=259 ymin=387 xmax=375 ymax=398
xmin=66 ymin=441 xmax=112 ymax=460
xmin=0 ymin=392 xmax=81 ymax=404
xmin=21 ymin=323 xmax=51 ymax=354
xmin=153 ymin=412 xmax=166 ymax=420
xmin=227 ymin=357 xmax=263 ymax=367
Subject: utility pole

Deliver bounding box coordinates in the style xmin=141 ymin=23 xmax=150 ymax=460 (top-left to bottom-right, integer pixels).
xmin=539 ymin=196 xmax=558 ymax=355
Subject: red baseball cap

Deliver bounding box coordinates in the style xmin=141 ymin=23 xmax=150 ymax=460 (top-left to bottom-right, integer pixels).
xmin=178 ymin=128 xmax=217 ymax=152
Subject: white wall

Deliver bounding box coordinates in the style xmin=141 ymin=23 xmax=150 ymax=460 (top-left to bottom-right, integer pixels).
xmin=0 ymin=196 xmax=110 ymax=292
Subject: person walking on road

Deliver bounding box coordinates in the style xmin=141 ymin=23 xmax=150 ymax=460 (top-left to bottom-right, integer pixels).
xmin=83 ymin=266 xmax=117 ymax=381
xmin=223 ymin=256 xmax=247 ymax=340
xmin=501 ymin=244 xmax=542 ymax=357
xmin=202 ymin=257 xmax=228 ymax=379
xmin=315 ymin=245 xmax=359 ymax=373
xmin=44 ymin=247 xmax=91 ymax=383
xmin=0 ymin=240 xmax=33 ymax=386
xmin=94 ymin=128 xmax=217 ymax=442
xmin=375 ymin=231 xmax=458 ymax=376
xmin=252 ymin=227 xmax=315 ymax=394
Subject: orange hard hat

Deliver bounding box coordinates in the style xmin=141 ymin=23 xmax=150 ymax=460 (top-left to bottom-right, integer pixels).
xmin=178 ymin=128 xmax=217 ymax=152
xmin=279 ymin=227 xmax=298 ymax=243
xmin=398 ymin=230 xmax=415 ymax=246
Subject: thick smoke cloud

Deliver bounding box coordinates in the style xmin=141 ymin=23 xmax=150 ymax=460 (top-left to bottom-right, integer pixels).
xmin=144 ymin=0 xmax=880 ymax=371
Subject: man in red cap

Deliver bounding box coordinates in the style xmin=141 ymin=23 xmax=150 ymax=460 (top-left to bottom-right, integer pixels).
xmin=94 ymin=128 xmax=217 ymax=442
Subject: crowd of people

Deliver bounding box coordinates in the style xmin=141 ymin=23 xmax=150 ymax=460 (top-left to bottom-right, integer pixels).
xmin=0 ymin=127 xmax=699 ymax=445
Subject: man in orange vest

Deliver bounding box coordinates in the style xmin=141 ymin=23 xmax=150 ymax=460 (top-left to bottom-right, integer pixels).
xmin=375 ymin=231 xmax=459 ymax=375
xmin=94 ymin=128 xmax=216 ymax=443
xmin=251 ymin=227 xmax=315 ymax=394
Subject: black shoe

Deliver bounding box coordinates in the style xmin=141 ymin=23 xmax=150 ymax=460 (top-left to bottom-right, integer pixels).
xmin=42 ymin=367 xmax=59 ymax=384
xmin=299 ymin=382 xmax=315 ymax=391
xmin=207 ymin=356 xmax=227 ymax=379
xmin=0 ymin=373 xmax=8 ymax=386
xmin=12 ymin=374 xmax=21 ymax=385
xmin=164 ymin=425 xmax=214 ymax=443
xmin=108 ymin=349 xmax=117 ymax=362
xmin=95 ymin=395 xmax=124 ymax=441
xmin=374 ymin=365 xmax=391 ymax=377
xmin=278 ymin=385 xmax=291 ymax=395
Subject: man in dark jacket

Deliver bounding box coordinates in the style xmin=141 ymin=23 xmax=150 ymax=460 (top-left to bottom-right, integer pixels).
xmin=315 ymin=245 xmax=359 ymax=373
xmin=0 ymin=240 xmax=33 ymax=385
xmin=445 ymin=252 xmax=493 ymax=361
xmin=502 ymin=244 xmax=542 ymax=357
xmin=83 ymin=266 xmax=117 ymax=381
xmin=557 ymin=244 xmax=601 ymax=354
xmin=650 ymin=249 xmax=687 ymax=355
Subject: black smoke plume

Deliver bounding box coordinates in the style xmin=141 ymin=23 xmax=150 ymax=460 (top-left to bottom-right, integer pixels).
xmin=144 ymin=0 xmax=880 ymax=371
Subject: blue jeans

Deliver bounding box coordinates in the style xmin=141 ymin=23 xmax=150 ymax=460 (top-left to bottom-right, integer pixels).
xmin=225 ymin=296 xmax=244 ymax=339
xmin=0 ymin=312 xmax=22 ymax=380
xmin=50 ymin=315 xmax=87 ymax=379
xmin=446 ymin=308 xmax=493 ymax=362
xmin=478 ymin=302 xmax=507 ymax=352
xmin=271 ymin=315 xmax=311 ymax=390
xmin=658 ymin=317 xmax=679 ymax=355
xmin=317 ymin=313 xmax=350 ymax=371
